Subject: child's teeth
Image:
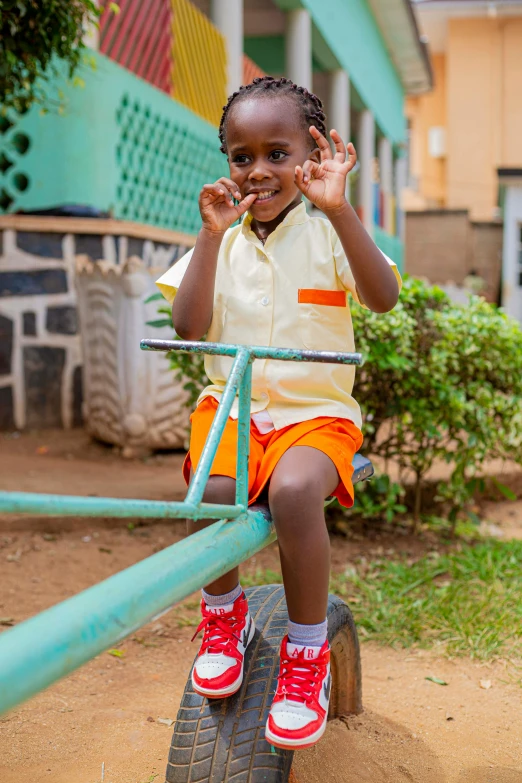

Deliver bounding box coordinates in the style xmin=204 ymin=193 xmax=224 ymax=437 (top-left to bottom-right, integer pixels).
xmin=257 ymin=191 xmax=275 ymax=201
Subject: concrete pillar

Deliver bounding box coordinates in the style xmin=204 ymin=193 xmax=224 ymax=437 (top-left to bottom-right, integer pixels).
xmin=211 ymin=0 xmax=243 ymax=95
xmin=286 ymin=9 xmax=312 ymax=90
xmin=379 ymin=138 xmax=393 ymax=194
xmin=379 ymin=137 xmax=393 ymax=232
xmin=395 ymin=155 xmax=407 ymax=242
xmin=328 ymin=69 xmax=350 ymax=143
xmin=329 ymin=69 xmax=350 ymax=200
xmin=357 ymin=109 xmax=375 ymax=235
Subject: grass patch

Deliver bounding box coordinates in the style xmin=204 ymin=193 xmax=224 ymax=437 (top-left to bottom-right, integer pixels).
xmin=331 ymin=539 xmax=522 ymax=661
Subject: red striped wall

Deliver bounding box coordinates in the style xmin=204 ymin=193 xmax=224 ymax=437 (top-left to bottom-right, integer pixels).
xmin=100 ymin=0 xmax=172 ymax=95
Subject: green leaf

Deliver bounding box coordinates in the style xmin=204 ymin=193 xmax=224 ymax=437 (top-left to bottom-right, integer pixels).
xmin=144 ymin=292 xmax=165 ymax=303
xmin=491 ymin=479 xmax=517 ymax=502
xmin=146 ymin=318 xmax=172 ymax=328
xmin=425 ymin=676 xmax=448 ymax=686
xmin=108 ymin=649 xmax=124 ymax=658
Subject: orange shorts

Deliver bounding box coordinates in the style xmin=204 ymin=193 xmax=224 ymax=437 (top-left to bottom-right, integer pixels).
xmin=182 ymin=397 xmax=363 ymax=508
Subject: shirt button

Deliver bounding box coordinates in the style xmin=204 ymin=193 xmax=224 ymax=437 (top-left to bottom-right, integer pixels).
xmin=261 ymin=297 xmax=269 ymax=306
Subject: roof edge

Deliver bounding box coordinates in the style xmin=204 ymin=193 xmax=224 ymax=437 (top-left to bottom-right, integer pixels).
xmin=402 ymin=0 xmax=434 ymax=93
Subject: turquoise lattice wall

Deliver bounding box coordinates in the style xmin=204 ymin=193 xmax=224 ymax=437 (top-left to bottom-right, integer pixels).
xmin=374 ymin=226 xmax=404 ymax=274
xmin=0 ymin=53 xmax=226 ymax=234
xmin=0 ymin=116 xmax=32 ymax=213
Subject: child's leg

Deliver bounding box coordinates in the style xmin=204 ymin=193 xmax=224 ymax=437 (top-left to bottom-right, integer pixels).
xmin=265 ymin=445 xmax=338 ymax=749
xmin=268 ymin=445 xmax=338 ymax=625
xmin=187 ymin=472 xmax=239 ymax=596
xmin=188 ymin=472 xmax=255 ymax=698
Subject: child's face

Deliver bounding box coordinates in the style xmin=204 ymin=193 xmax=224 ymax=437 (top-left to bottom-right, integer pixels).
xmin=225 ymin=97 xmax=319 ymax=224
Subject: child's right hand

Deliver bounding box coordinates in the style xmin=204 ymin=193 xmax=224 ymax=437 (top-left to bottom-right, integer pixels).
xmin=199 ymin=178 xmax=257 ymax=234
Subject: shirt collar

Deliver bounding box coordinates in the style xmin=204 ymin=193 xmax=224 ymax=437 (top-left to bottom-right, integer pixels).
xmin=241 ymin=200 xmax=309 ymax=241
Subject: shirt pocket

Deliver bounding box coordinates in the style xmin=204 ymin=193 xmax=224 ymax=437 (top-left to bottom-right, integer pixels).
xmin=297 ymin=288 xmax=348 ymax=350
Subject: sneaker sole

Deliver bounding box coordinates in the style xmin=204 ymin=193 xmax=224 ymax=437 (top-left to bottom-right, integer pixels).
xmin=191 ymin=620 xmax=255 ymax=699
xmin=264 ymin=716 xmax=327 ymax=750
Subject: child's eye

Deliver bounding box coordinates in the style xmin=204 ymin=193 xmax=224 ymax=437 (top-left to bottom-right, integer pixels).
xmin=270 ymin=151 xmax=287 ymax=161
xmin=232 ymin=154 xmax=250 ymax=164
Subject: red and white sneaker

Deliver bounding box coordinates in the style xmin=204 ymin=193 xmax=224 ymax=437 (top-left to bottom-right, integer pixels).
xmin=265 ymin=635 xmax=331 ymax=750
xmin=191 ymin=593 xmax=255 ymax=699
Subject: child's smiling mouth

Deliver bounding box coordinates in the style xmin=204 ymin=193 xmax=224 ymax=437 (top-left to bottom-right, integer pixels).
xmin=248 ymin=189 xmax=278 ymax=204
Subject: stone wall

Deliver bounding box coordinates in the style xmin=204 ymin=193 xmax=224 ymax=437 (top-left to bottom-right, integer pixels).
xmin=405 ymin=210 xmax=503 ymax=304
xmin=0 ymin=218 xmax=193 ymax=431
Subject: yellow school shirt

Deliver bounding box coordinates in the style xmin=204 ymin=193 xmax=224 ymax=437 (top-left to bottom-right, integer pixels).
xmin=156 ymin=201 xmax=401 ymax=430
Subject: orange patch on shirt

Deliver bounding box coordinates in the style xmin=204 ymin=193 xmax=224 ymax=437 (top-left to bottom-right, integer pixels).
xmin=298 ymin=289 xmax=347 ymax=307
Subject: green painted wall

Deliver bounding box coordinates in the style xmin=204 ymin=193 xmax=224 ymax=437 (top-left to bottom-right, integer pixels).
xmin=245 ymin=36 xmax=286 ymax=75
xmin=374 ymin=226 xmax=404 ymax=274
xmin=0 ymin=53 xmax=226 ymax=233
xmin=272 ymin=0 xmax=406 ymax=143
xmin=245 ymin=36 xmax=323 ymax=75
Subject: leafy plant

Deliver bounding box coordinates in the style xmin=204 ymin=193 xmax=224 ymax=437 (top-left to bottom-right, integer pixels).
xmin=328 ymin=473 xmax=406 ymax=535
xmin=145 ymin=292 xmax=209 ymax=412
xmin=150 ymin=277 xmax=522 ymax=525
xmin=351 ymin=474 xmax=406 ymax=523
xmin=0 ymin=0 xmax=116 ymax=113
xmin=331 ymin=539 xmax=522 ymax=660
xmin=352 ymin=277 xmax=522 ymax=526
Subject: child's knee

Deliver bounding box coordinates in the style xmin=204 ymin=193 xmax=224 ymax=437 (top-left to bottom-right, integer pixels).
xmin=202 ymin=475 xmax=236 ymax=506
xmin=268 ymin=475 xmax=324 ymax=522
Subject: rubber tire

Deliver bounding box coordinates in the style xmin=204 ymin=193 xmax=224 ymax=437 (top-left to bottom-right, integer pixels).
xmin=165 ymin=585 xmax=362 ymax=783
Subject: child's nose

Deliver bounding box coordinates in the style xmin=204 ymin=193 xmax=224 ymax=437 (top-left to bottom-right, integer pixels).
xmin=248 ymin=162 xmax=272 ymax=181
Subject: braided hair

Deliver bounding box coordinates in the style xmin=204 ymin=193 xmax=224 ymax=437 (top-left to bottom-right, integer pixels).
xmin=218 ymin=76 xmax=327 ymax=155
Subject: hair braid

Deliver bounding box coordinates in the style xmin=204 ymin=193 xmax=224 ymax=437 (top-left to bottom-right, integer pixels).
xmin=218 ymin=75 xmax=327 ymax=155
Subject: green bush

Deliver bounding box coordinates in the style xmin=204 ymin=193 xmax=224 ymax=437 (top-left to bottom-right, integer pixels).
xmin=352 ymin=277 xmax=522 ymax=525
xmin=151 ymin=277 xmax=522 ymax=523
xmin=0 ymin=0 xmax=113 ymax=113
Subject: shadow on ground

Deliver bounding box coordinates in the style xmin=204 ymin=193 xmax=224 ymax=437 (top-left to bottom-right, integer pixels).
xmin=291 ymin=710 xmax=447 ymax=783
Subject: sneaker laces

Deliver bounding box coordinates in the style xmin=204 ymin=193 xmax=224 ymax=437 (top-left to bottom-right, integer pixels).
xmin=191 ymin=609 xmax=244 ymax=660
xmin=277 ymin=647 xmax=328 ymax=705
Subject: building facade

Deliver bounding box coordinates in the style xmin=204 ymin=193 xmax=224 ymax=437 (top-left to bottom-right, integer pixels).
xmin=0 ymin=0 xmax=432 ymax=430
xmin=405 ymin=0 xmax=522 ymax=316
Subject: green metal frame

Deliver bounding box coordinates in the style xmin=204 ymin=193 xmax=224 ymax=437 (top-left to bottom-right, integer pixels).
xmin=0 ymin=340 xmax=362 ymax=716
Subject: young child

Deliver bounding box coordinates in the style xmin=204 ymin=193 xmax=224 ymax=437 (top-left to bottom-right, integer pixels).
xmin=156 ymin=76 xmax=401 ymax=750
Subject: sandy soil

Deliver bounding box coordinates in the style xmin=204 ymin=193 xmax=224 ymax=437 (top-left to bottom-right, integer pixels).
xmin=1 ymin=430 xmax=522 ymax=783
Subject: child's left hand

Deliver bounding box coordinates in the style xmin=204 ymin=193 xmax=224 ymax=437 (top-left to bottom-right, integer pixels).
xmin=295 ymin=128 xmax=356 ymax=216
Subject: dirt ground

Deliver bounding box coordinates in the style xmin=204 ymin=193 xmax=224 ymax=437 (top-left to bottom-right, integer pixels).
xmin=1 ymin=430 xmax=522 ymax=783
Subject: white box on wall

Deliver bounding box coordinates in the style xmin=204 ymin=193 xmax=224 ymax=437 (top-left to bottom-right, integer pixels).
xmin=428 ymin=127 xmax=446 ymax=159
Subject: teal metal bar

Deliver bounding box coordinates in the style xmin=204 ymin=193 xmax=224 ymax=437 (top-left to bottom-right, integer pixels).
xmin=0 ymin=508 xmax=275 ymax=717
xmin=0 ymin=494 xmax=245 ymax=520
xmin=236 ymin=358 xmax=253 ymax=509
xmin=141 ymin=339 xmax=362 ymax=366
xmin=0 ymin=340 xmax=370 ymax=719
xmin=185 ymin=347 xmax=252 ymax=508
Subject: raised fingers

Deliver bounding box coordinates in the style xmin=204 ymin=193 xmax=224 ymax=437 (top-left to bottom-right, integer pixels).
xmin=330 ymin=129 xmax=348 ymax=163
xmin=309 ymin=126 xmax=332 ymax=161
xmin=346 ymin=142 xmax=357 ymax=172
xmin=217 ymin=177 xmax=242 ymax=201
xmin=201 ymin=182 xmax=234 ymax=206
xmin=301 ymin=159 xmax=320 ymax=184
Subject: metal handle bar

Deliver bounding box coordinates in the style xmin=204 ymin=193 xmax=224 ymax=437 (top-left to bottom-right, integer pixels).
xmin=140 ymin=339 xmax=362 ymax=365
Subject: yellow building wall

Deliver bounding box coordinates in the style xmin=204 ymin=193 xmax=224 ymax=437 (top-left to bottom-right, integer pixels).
xmin=406 ymin=54 xmax=446 ymax=208
xmin=503 ymin=19 xmax=522 ymax=166
xmin=407 ymin=17 xmax=522 ymax=221
xmin=447 ymin=18 xmax=502 ymax=220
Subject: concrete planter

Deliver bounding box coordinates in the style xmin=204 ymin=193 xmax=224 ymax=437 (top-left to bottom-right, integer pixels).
xmin=76 ymin=255 xmax=189 ymax=456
